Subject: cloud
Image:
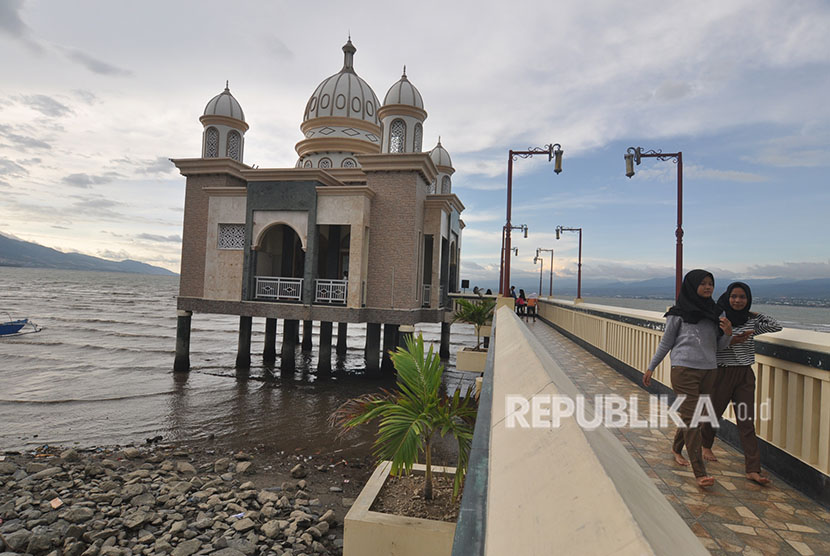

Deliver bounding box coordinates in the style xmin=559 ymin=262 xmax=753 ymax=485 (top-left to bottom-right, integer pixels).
xmin=0 ymin=124 xmax=51 ymax=151
xmin=72 ymin=197 xmax=119 ymax=209
xmin=0 ymin=157 xmax=29 ymax=177
xmin=139 ymin=156 xmax=176 ymax=174
xmin=136 ymin=233 xmax=182 ymax=243
xmin=265 ymin=36 xmax=294 ymax=60
xmin=741 ymin=261 xmax=830 ymax=280
xmin=0 ymin=0 xmax=42 ymax=53
xmin=21 ymin=94 xmax=72 ymax=117
xmin=61 ymin=172 xmax=118 ymax=188
xmin=97 ymin=249 xmax=132 ymax=261
xmin=686 ymin=164 xmax=767 ymax=183
xmin=62 ymin=47 xmax=131 ymax=76
xmin=73 ymin=89 xmax=97 ymax=104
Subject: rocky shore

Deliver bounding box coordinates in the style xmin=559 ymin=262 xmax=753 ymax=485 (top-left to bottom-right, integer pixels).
xmin=0 ymin=444 xmax=374 ymax=556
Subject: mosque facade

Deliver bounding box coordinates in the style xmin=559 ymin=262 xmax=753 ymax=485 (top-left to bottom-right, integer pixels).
xmin=171 ymin=39 xmax=466 ymax=372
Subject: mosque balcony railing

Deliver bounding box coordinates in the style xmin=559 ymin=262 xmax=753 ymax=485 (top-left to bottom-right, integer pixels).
xmin=314 ymin=279 xmax=348 ymax=304
xmin=254 ymin=276 xmax=303 ymax=302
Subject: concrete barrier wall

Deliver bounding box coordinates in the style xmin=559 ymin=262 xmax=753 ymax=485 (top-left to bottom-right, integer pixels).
xmin=477 ymin=306 xmax=707 ymax=555
xmin=536 ymin=298 xmax=830 ymax=478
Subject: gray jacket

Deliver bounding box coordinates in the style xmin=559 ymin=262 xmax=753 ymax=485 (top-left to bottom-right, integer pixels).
xmin=648 ymin=315 xmax=732 ymax=371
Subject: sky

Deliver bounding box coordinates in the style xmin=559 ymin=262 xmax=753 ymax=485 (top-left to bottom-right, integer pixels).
xmin=2 ymin=0 xmax=829 ymax=289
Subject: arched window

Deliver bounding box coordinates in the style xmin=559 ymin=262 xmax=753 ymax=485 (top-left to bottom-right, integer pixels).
xmin=441 ymin=175 xmax=451 ymax=194
xmin=427 ymin=180 xmax=436 ymax=194
xmin=319 ymin=157 xmax=332 ymax=169
xmin=413 ymin=123 xmax=423 ymax=153
xmin=389 ymin=119 xmax=406 ymax=153
xmin=204 ymin=127 xmax=219 ymax=158
xmin=303 ymin=159 xmax=313 ymax=168
xmin=226 ymin=130 xmax=241 ymax=161
xmin=341 ymin=158 xmax=357 ymax=168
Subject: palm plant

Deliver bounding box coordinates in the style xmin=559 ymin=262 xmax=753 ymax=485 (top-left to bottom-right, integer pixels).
xmin=331 ymin=333 xmax=477 ymax=500
xmin=452 ymin=298 xmax=496 ymax=350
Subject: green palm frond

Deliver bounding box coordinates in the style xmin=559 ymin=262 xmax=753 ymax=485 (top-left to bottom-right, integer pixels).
xmin=453 ymin=299 xmax=495 ymax=349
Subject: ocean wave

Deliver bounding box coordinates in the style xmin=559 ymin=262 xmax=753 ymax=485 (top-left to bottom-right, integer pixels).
xmin=0 ymin=390 xmax=180 ymax=404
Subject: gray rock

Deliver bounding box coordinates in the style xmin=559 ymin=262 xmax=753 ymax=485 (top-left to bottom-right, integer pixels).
xmin=328 ymin=486 xmax=342 ymax=493
xmin=209 ymin=550 xmax=246 ymax=556
xmin=221 ymin=539 xmax=256 ymax=556
xmin=231 ymin=518 xmax=255 ymax=533
xmin=314 ymin=521 xmax=329 ymax=535
xmin=27 ymin=467 xmax=64 ymax=481
xmin=122 ymin=448 xmax=141 ymax=459
xmin=213 ymin=458 xmax=231 ymax=473
xmin=60 ymin=449 xmax=80 ymax=462
xmin=233 ymin=452 xmax=252 ymax=461
xmin=305 ymin=526 xmax=321 ymax=539
xmin=121 ymin=484 xmax=145 ymax=499
xmin=289 ymin=465 xmax=306 ymax=479
xmin=3 ymin=529 xmax=31 ymax=552
xmin=261 ymin=520 xmax=281 ymax=539
xmin=123 ymin=510 xmax=150 ymax=529
xmin=168 ymin=482 xmax=193 ymax=497
xmin=64 ymin=507 xmax=96 ymax=523
xmin=296 ymin=480 xmax=307 ymax=490
xmin=235 ymin=462 xmax=253 ymax=475
xmin=319 ymin=510 xmax=336 ymax=525
xmin=26 ymin=462 xmax=48 ymax=474
xmin=169 ymin=520 xmax=187 ymax=535
xmin=257 ymin=491 xmax=280 ymax=505
xmin=0 ymin=461 xmax=18 ymax=474
xmin=176 ymin=462 xmax=196 ymax=475
xmin=170 ymin=539 xmax=201 ymax=556
xmin=131 ymin=492 xmax=155 ymax=507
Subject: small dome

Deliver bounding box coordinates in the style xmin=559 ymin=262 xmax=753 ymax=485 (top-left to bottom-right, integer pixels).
xmin=204 ymin=82 xmax=245 ymax=121
xmin=303 ymin=39 xmax=380 ymax=125
xmin=383 ymin=68 xmax=424 ymax=109
xmin=430 ymin=138 xmax=452 ymax=168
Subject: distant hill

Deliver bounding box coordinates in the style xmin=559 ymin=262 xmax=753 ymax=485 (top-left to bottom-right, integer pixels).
xmin=0 ymin=233 xmax=176 ymax=276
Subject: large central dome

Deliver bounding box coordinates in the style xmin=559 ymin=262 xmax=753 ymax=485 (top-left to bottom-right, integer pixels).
xmin=303 ymin=39 xmax=380 ymax=125
xmin=296 ymin=39 xmax=383 ymax=168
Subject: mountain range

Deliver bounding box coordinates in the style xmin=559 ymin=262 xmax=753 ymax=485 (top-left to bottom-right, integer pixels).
xmin=0 ymin=232 xmax=176 ymax=276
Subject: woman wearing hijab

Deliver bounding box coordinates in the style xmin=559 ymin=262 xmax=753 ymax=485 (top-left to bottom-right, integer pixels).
xmin=700 ymin=281 xmax=782 ymax=485
xmin=643 ymin=269 xmax=733 ymax=488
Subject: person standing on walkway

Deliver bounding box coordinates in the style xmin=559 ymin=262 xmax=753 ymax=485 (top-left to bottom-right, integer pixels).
xmin=643 ymin=269 xmax=733 ymax=488
xmin=700 ymin=281 xmax=781 ymax=485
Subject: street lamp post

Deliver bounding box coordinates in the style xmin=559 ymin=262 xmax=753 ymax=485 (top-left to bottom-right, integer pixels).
xmin=555 ymin=226 xmax=582 ymax=300
xmin=536 ymin=247 xmax=554 ymax=297
xmin=624 ymin=147 xmax=683 ymax=299
xmin=533 ymin=254 xmax=544 ymax=294
xmin=500 ymin=143 xmax=563 ymax=295
xmin=499 ymin=224 xmax=527 ymax=294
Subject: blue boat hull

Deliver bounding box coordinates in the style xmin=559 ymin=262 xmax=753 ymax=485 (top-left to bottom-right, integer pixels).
xmin=0 ymin=319 xmax=27 ymax=335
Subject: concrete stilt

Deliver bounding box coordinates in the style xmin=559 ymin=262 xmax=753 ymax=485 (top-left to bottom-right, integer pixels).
xmin=365 ymin=323 xmax=381 ymax=374
xmin=282 ymin=319 xmax=298 ymax=372
xmin=337 ymin=322 xmax=348 ymax=356
xmin=381 ymin=324 xmax=399 ymax=373
xmin=398 ymin=324 xmax=415 ymax=349
xmin=263 ymin=318 xmax=277 ymax=364
xmin=302 ymin=320 xmax=313 ymax=352
xmin=173 ymin=310 xmax=192 ymax=372
xmin=440 ymin=321 xmax=451 ymax=359
xmin=318 ymin=321 xmax=333 ymax=374
xmin=236 ymin=316 xmax=253 ymax=369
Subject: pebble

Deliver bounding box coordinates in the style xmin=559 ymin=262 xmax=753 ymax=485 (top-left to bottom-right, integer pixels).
xmin=0 ymin=447 xmax=344 ymax=556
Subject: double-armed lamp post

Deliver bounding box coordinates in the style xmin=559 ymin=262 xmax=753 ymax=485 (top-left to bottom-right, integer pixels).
xmin=500 ymin=144 xmax=563 ymax=295
xmin=535 ymin=247 xmax=554 ymax=297
xmin=555 ymin=226 xmax=582 ymax=300
xmin=624 ymin=147 xmax=684 ymax=299
xmin=499 ymin=224 xmax=527 ymax=294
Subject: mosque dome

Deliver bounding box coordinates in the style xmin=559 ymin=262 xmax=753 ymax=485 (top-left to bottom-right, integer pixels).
xmin=429 ymin=138 xmax=452 ymax=168
xmin=303 ymin=39 xmax=380 ymax=125
xmin=204 ymin=83 xmax=245 ymax=122
xmin=382 ymin=68 xmax=424 ymax=109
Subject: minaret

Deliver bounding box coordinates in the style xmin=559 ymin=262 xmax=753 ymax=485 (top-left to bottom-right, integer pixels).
xmin=378 ymin=67 xmax=427 ymax=154
xmin=200 ymin=82 xmax=248 ymax=162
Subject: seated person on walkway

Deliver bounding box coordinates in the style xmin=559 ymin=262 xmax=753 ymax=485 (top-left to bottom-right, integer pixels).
xmin=526 ymin=293 xmax=538 ymax=321
xmin=516 ymin=289 xmax=527 ymax=315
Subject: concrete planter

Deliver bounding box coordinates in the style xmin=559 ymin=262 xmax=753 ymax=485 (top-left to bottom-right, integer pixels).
xmin=344 ymin=461 xmax=457 ymax=556
xmin=455 ymin=347 xmax=487 ymax=373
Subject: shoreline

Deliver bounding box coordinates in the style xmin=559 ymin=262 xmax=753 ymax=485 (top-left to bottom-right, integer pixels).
xmin=1 ymin=441 xmax=377 ymax=555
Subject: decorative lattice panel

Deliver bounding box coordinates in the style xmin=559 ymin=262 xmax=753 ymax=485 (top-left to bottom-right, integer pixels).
xmin=217 ymin=224 xmax=245 ymax=249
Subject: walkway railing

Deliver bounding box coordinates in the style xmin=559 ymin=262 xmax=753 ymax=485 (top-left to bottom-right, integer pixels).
xmin=314 ymin=279 xmax=347 ymax=304
xmin=535 ymin=297 xmax=830 ymax=502
xmin=254 ymin=276 xmax=303 ymax=301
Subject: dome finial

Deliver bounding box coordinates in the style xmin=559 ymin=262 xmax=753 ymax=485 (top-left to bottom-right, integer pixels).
xmin=342 ymin=37 xmax=356 ymax=72
xmin=225 ymin=80 xmax=229 ymax=92
xmin=402 ymin=65 xmax=407 ymax=78
xmin=438 ymin=136 xmax=442 ymax=145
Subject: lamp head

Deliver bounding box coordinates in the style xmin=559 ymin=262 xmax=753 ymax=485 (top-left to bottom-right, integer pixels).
xmin=555 ymin=228 xmax=560 ymax=240
xmin=523 ymin=226 xmax=528 ymax=239
xmin=624 ymin=153 xmax=635 ymax=178
xmin=553 ymin=146 xmax=563 ymax=175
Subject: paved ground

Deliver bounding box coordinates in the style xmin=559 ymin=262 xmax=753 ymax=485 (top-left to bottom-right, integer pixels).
xmin=527 ymin=319 xmax=830 ymax=556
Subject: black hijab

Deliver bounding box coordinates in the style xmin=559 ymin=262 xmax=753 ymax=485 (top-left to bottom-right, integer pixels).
xmin=665 ymin=269 xmax=722 ymax=325
xmin=718 ymin=281 xmax=752 ymax=327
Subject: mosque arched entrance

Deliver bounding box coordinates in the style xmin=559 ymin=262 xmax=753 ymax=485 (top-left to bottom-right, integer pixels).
xmin=254 ymin=224 xmax=305 ymax=301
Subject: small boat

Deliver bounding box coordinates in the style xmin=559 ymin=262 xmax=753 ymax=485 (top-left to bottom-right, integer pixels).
xmin=1 ymin=314 xmax=42 ymax=337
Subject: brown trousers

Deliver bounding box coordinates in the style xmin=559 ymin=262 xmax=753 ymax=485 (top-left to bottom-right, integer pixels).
xmin=670 ymin=366 xmax=716 ymax=478
xmin=701 ymin=365 xmax=762 ymax=474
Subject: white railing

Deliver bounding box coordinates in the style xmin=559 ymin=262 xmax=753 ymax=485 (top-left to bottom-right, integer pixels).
xmin=315 ymin=279 xmax=348 ymax=304
xmin=423 ymin=284 xmax=431 ymax=307
xmin=255 ymin=276 xmax=303 ymax=301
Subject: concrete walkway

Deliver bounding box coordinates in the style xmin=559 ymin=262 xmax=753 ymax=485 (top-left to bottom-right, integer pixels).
xmin=527 ymin=319 xmax=830 ymax=556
